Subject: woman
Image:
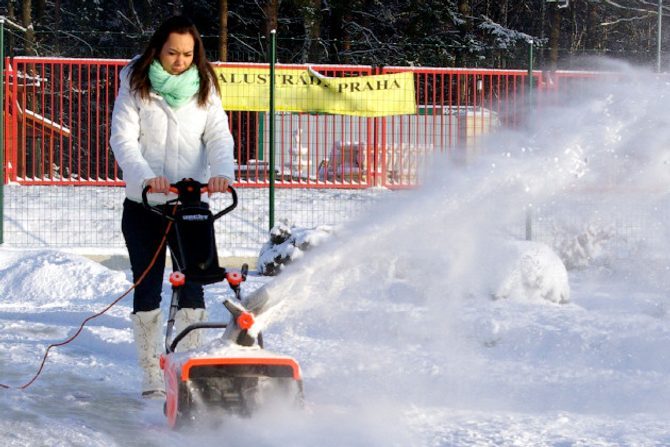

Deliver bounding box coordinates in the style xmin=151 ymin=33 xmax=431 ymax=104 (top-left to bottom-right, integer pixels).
xmin=110 ymin=15 xmax=235 ymax=399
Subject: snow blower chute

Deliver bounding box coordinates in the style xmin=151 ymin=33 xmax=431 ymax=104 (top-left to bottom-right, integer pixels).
xmin=142 ymin=179 xmax=304 ymax=429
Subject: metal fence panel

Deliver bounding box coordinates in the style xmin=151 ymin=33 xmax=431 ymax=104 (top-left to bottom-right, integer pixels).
xmin=1 ymin=184 xmax=387 ymax=254
xmin=5 ymin=58 xmax=125 ymax=185
xmin=4 ymin=58 xmax=542 ymax=189
xmin=2 ymin=57 xmax=603 ymax=251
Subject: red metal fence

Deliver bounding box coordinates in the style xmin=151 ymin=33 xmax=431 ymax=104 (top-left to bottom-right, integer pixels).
xmin=3 ymin=57 xmax=565 ymax=190
xmin=4 ymin=58 xmax=125 ymax=186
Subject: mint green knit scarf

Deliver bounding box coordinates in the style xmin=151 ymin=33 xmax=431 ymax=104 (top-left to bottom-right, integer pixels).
xmin=148 ymin=60 xmax=200 ymax=108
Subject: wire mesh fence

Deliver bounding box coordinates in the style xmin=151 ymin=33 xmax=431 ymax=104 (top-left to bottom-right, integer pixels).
xmin=4 ymin=177 xmax=668 ymax=267
xmin=5 ymin=56 xmax=656 ymax=262
xmin=2 ymin=184 xmax=389 ymax=256
xmin=521 ymin=191 xmax=670 ymax=267
xmin=1 ymin=57 xmax=546 ymax=256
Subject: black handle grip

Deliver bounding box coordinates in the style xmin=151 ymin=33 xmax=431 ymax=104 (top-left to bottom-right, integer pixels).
xmin=141 ymin=179 xmax=238 ymax=221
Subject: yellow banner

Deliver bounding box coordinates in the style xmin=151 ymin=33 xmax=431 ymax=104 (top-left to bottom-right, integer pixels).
xmin=215 ymin=67 xmax=416 ymax=117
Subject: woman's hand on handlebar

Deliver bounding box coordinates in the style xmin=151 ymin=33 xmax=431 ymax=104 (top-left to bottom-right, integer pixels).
xmin=207 ymin=176 xmax=230 ymax=196
xmin=145 ymin=176 xmax=170 ymax=194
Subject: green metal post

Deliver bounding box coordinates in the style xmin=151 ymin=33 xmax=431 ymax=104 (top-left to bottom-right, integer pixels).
xmin=658 ymin=0 xmax=663 ymax=73
xmin=268 ymin=29 xmax=276 ymax=231
xmin=525 ymin=205 xmax=533 ymax=241
xmin=527 ymin=39 xmax=534 ymax=102
xmin=526 ymin=39 xmax=534 ymax=241
xmin=0 ymin=17 xmax=5 ymax=245
xmin=257 ymin=113 xmax=264 ymax=160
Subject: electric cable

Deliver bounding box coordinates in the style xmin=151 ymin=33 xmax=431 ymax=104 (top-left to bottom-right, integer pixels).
xmin=0 ymin=214 xmax=175 ymax=390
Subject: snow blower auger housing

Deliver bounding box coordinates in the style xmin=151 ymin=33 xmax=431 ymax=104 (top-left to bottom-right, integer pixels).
xmin=142 ymin=179 xmax=304 ymax=429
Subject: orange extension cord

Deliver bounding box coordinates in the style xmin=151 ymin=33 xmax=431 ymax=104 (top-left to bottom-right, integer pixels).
xmin=0 ymin=220 xmax=174 ymax=390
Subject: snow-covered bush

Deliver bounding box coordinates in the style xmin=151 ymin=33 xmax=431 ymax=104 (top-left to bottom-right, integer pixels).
xmin=483 ymin=240 xmax=570 ymax=304
xmin=552 ymin=223 xmax=615 ymax=270
xmin=257 ymin=222 xmax=336 ymax=276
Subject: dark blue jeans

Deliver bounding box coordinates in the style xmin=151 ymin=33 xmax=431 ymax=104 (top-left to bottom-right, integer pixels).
xmin=122 ymin=199 xmax=205 ymax=313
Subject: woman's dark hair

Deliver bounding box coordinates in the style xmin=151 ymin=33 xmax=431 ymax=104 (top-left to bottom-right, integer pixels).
xmin=129 ymin=15 xmax=220 ymax=107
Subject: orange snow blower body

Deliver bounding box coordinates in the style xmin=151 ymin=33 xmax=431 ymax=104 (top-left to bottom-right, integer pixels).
xmin=143 ymin=179 xmax=303 ymax=429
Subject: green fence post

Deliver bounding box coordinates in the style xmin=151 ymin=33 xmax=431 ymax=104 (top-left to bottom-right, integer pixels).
xmin=526 ymin=39 xmax=534 ymax=241
xmin=0 ymin=17 xmax=5 ymax=245
xmin=257 ymin=113 xmax=264 ymax=161
xmin=268 ymin=29 xmax=276 ymax=231
xmin=527 ymin=39 xmax=534 ymax=102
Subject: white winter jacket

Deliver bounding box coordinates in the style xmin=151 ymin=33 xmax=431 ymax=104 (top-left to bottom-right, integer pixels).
xmin=110 ymin=62 xmax=235 ymax=203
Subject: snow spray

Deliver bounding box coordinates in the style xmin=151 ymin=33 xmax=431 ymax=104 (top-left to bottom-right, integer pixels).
xmin=190 ymin=60 xmax=670 ymax=445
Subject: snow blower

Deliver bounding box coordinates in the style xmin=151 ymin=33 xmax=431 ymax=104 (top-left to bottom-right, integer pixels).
xmin=142 ymin=179 xmax=304 ymax=429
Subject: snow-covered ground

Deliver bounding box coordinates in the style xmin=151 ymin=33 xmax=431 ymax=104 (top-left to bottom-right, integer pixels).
xmin=2 ymin=62 xmax=670 ymax=446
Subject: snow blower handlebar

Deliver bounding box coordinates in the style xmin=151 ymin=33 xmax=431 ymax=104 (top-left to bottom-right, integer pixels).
xmin=141 ymin=178 xmax=238 ymax=220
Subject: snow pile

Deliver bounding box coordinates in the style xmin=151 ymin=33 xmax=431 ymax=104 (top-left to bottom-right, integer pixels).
xmin=0 ymin=249 xmax=129 ymax=308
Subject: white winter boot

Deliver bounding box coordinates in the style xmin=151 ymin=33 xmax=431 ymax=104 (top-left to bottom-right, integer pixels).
xmin=174 ymin=308 xmax=207 ymax=352
xmin=131 ymin=308 xmax=165 ymax=399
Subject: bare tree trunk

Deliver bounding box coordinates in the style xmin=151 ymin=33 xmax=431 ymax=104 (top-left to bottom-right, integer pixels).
xmin=501 ymin=0 xmax=508 ymax=26
xmin=299 ymin=0 xmax=322 ymax=63
xmin=455 ymin=0 xmax=472 ymax=67
xmin=336 ymin=1 xmax=354 ymax=64
xmin=54 ymin=0 xmax=61 ymax=54
xmin=22 ymin=0 xmax=36 ymax=56
xmin=570 ymin=2 xmax=580 ymax=53
xmin=549 ymin=4 xmax=561 ymax=71
xmin=457 ymin=0 xmax=472 ymax=31
xmin=264 ymin=0 xmax=280 ymax=37
xmin=219 ymin=0 xmax=228 ymax=62
xmin=8 ymin=0 xmax=16 ymax=57
xmin=455 ymin=0 xmax=472 ymax=105
xmin=585 ymin=2 xmax=601 ymax=54
xmin=500 ymin=0 xmax=509 ymax=68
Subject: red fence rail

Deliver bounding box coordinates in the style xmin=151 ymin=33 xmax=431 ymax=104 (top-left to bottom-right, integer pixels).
xmin=4 ymin=57 xmax=599 ymax=190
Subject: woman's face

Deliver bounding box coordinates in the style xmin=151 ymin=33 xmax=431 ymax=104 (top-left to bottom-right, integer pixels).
xmin=159 ymin=32 xmax=195 ymax=75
